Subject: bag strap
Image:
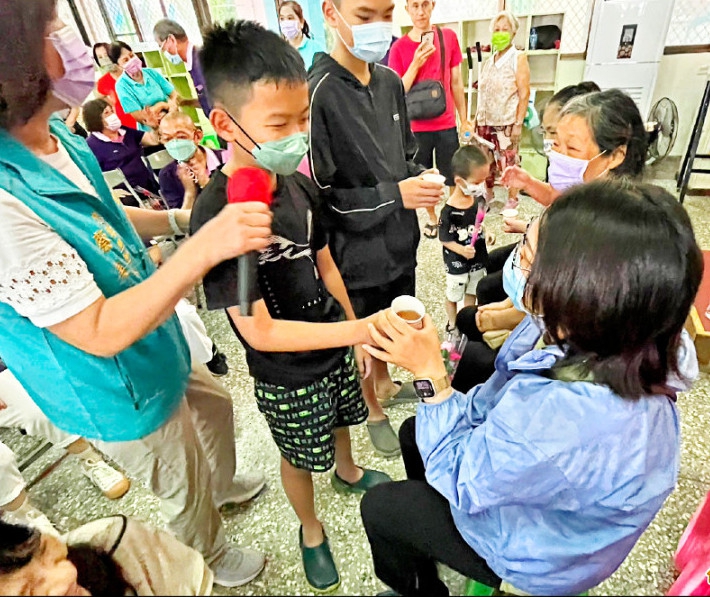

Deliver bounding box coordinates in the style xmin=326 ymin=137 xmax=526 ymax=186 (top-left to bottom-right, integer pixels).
xmin=436 ymin=26 xmax=446 ymax=84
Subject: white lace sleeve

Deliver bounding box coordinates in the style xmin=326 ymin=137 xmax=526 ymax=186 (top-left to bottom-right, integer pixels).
xmin=0 ymin=190 xmax=103 ymax=328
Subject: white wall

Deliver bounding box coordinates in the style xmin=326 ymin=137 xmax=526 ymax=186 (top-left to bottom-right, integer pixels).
xmin=650 ymin=52 xmax=710 ymax=157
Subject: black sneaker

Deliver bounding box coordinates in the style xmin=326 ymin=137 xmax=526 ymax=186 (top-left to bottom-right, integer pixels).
xmin=206 ymin=345 xmax=229 ymax=377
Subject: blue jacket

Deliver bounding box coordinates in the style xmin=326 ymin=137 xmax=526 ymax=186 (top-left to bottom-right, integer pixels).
xmin=0 ymin=120 xmax=190 ymax=441
xmin=417 ymin=316 xmax=682 ymax=595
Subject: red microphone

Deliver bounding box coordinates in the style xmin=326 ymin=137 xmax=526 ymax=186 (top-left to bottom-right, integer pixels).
xmin=227 ymin=167 xmax=273 ymax=315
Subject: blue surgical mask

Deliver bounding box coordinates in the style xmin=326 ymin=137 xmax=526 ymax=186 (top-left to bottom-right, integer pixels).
xmin=547 ymin=150 xmax=604 ymax=192
xmin=332 ymin=4 xmax=393 ymax=63
xmin=502 ymin=249 xmax=528 ymax=312
xmin=224 ymin=110 xmax=309 ymax=176
xmin=166 ymin=139 xmax=198 ymax=162
xmin=165 ymin=51 xmax=183 ymax=65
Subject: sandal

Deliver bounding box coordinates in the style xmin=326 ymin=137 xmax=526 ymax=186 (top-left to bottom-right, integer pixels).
xmin=423 ymin=223 xmax=438 ymax=239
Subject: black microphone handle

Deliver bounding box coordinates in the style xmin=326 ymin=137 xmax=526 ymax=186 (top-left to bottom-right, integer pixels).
xmin=238 ymin=252 xmax=259 ymax=316
xmin=466 ymin=47 xmax=473 ymax=70
xmin=476 ymin=41 xmax=482 ymax=62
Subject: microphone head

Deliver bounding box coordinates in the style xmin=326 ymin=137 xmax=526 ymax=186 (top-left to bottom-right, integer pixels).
xmin=227 ymin=167 xmax=273 ymax=207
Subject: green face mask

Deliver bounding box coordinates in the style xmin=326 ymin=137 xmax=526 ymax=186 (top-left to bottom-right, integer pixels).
xmin=225 ymin=109 xmax=309 ymax=176
xmin=491 ymin=31 xmax=512 ymax=52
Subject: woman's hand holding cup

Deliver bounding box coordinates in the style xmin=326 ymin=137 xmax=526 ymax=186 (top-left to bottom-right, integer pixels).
xmin=363 ymin=298 xmax=447 ymax=380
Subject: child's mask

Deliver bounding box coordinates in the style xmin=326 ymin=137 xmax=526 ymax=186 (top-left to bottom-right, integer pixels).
xmin=224 ymin=110 xmax=309 ymax=176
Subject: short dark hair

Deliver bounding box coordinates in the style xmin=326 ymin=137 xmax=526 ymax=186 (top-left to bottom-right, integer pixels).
xmin=0 ymin=0 xmax=57 ymax=129
xmin=82 ymin=98 xmax=110 ymax=132
xmin=451 ymin=144 xmax=491 ymax=179
xmin=528 ymin=180 xmax=702 ymax=399
xmin=92 ymin=42 xmax=110 ymax=66
xmin=279 ymin=1 xmax=311 ymax=38
xmin=200 ymin=20 xmax=306 ymax=115
xmin=153 ymin=19 xmax=188 ymax=42
xmin=0 ymin=520 xmax=41 ymax=574
xmin=560 ymin=88 xmax=648 ymax=179
xmin=547 ymin=81 xmax=600 ymax=111
xmin=108 ymin=41 xmax=132 ymax=65
xmin=67 ymin=544 xmax=131 ymax=596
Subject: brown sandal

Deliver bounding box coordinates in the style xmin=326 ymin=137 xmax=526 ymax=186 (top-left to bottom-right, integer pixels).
xmin=423 ymin=223 xmax=438 ymax=239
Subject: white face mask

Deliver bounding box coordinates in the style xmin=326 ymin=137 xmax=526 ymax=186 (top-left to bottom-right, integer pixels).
xmin=105 ymin=113 xmax=122 ymax=131
xmin=460 ymin=181 xmax=487 ymax=197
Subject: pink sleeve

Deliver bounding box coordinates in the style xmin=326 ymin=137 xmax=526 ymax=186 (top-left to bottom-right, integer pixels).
xmin=388 ymin=40 xmax=406 ymax=77
xmin=445 ymin=29 xmax=463 ymax=68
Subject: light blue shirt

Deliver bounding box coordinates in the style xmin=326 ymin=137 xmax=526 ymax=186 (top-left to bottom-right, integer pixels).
xmin=115 ymin=68 xmax=174 ymax=131
xmin=297 ymin=36 xmax=325 ymax=71
xmin=416 ymin=316 xmax=684 ymax=595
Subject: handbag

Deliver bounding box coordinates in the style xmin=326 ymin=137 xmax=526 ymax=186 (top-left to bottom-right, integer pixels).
xmin=405 ymin=26 xmax=447 ymax=121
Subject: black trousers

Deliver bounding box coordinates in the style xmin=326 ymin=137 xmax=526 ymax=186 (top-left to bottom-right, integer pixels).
xmin=361 ymin=418 xmax=501 ymax=596
xmin=476 ymin=243 xmax=516 ymax=306
xmin=414 ymin=127 xmax=460 ymax=186
xmin=451 ymin=307 xmax=497 ymax=393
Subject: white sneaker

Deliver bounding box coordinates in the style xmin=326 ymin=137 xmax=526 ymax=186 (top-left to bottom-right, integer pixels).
xmin=211 ymin=545 xmax=265 ymax=587
xmin=3 ymin=501 xmax=59 ymax=537
xmin=215 ymin=472 xmax=266 ymax=508
xmin=81 ymin=458 xmax=131 ymax=500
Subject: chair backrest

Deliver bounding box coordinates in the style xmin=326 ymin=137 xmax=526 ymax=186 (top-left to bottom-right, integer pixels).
xmin=147 ymin=149 xmax=175 ymax=171
xmin=103 ymin=168 xmax=150 ymax=210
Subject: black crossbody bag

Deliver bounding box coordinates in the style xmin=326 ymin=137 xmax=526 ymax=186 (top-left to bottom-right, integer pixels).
xmin=405 ymin=26 xmax=447 ymax=121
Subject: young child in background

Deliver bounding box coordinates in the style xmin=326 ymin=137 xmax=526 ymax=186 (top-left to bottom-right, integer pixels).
xmin=191 ymin=20 xmax=390 ymax=593
xmin=439 ymin=145 xmax=494 ymax=332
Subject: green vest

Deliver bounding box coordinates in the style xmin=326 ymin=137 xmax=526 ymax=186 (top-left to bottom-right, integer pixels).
xmin=0 ymin=120 xmax=190 ymax=441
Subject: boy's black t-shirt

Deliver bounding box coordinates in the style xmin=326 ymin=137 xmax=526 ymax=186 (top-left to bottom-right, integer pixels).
xmin=438 ymin=197 xmax=489 ymax=275
xmin=190 ymin=170 xmax=346 ymax=387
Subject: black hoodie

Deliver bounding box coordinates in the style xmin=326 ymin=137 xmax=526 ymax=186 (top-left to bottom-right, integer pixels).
xmin=308 ymin=52 xmax=424 ymax=292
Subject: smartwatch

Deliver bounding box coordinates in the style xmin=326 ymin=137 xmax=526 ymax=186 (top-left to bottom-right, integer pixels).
xmin=413 ymin=375 xmax=451 ymax=400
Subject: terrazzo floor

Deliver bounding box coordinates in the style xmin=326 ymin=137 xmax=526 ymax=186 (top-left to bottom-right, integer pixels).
xmin=2 ymin=163 xmax=709 ymax=596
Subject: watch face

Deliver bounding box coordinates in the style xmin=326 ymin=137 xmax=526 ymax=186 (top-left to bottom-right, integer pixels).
xmin=414 ymin=378 xmax=436 ymax=399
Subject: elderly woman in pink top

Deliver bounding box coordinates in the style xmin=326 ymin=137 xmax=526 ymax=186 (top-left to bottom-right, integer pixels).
xmin=474 ymin=11 xmax=530 ymax=209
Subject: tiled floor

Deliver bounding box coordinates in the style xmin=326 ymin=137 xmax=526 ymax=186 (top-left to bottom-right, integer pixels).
xmin=2 ymin=165 xmax=709 ymax=596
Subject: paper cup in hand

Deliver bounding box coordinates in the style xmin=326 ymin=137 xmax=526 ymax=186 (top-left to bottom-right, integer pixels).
xmin=501 ymin=208 xmax=519 ymax=218
xmin=391 ymin=295 xmax=426 ymax=329
xmin=422 ymin=173 xmax=447 ymax=187
xmin=422 ymin=173 xmax=447 ymax=199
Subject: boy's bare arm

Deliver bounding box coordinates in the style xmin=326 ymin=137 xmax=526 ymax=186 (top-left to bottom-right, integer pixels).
xmin=227 ymin=299 xmax=371 ymax=353
xmin=316 ymin=246 xmax=356 ymax=321
xmin=442 ymin=240 xmax=475 ymax=259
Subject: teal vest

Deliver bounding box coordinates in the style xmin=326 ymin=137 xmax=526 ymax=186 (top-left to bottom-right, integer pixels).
xmin=0 ymin=121 xmax=190 ymax=441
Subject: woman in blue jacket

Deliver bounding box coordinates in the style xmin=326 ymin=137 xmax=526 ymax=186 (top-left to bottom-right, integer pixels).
xmin=361 ymin=180 xmax=702 ymax=596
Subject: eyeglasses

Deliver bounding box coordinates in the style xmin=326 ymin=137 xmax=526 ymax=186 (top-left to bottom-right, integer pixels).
xmin=511 ymin=243 xmax=531 ymax=274
xmin=512 ymin=219 xmax=537 ymax=274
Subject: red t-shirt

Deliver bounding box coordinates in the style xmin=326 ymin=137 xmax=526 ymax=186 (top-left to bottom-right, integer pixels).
xmin=388 ymin=27 xmax=462 ymax=133
xmin=96 ymin=72 xmax=138 ymax=130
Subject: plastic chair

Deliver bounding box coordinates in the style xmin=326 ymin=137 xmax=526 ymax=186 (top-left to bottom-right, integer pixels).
xmin=103 ymin=169 xmax=147 ymax=208
xmin=102 ymin=168 xmax=167 ymax=211
xmin=146 ymin=149 xmax=175 ymax=171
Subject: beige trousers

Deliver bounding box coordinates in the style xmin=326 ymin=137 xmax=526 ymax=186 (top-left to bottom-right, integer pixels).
xmin=0 ymin=364 xmax=237 ymax=565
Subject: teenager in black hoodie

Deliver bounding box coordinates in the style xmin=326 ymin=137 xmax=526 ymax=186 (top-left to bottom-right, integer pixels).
xmin=309 ymin=0 xmax=443 ymax=451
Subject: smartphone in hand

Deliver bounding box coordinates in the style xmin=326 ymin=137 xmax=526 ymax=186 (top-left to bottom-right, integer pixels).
xmin=421 ymin=30 xmax=435 ymax=47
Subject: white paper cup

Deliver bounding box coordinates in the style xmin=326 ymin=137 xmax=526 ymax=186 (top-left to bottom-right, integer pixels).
xmin=422 ymin=173 xmax=447 ymax=187
xmin=391 ymin=295 xmax=426 ymax=329
xmin=501 ymin=208 xmax=519 ymax=219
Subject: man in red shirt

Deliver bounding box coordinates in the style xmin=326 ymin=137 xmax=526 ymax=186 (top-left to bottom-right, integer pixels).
xmin=388 ymin=0 xmax=473 ymax=238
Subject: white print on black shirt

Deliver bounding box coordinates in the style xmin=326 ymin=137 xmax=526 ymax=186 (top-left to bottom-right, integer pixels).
xmin=258 ymin=209 xmax=319 ymax=278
